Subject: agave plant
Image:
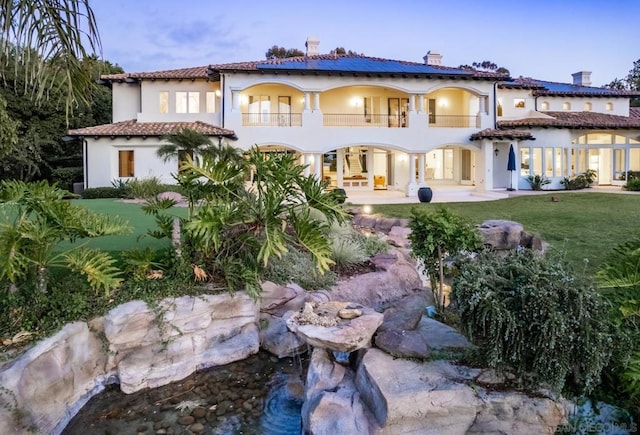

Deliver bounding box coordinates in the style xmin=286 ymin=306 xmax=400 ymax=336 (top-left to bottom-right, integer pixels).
xmin=0 ymin=180 xmax=131 ymax=295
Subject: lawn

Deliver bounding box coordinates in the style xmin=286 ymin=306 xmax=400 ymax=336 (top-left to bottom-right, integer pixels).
xmin=67 ymin=198 xmax=187 ymax=255
xmin=370 ymin=192 xmax=640 ymax=274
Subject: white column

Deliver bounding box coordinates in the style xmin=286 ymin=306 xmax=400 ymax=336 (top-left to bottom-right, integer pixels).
xmin=232 ymin=91 xmax=240 ymax=111
xmin=314 ymin=153 xmax=323 ymax=179
xmin=479 ymin=96 xmax=486 ymax=114
xmin=406 ymin=153 xmax=418 ymax=196
xmin=417 ymin=94 xmax=425 ymax=113
xmin=303 ymin=153 xmax=311 ymax=177
xmin=418 ymin=153 xmax=426 ymax=186
xmin=304 ymin=92 xmax=311 ymax=112
xmin=409 ymin=94 xmax=416 ymax=113
xmin=313 ymin=92 xmax=320 ymax=112
xmin=366 ymin=147 xmax=374 ymax=187
xmin=337 ymin=149 xmax=344 ymax=187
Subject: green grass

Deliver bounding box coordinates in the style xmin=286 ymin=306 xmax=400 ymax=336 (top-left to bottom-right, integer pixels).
xmin=370 ymin=192 xmax=640 ymax=274
xmin=64 ymin=198 xmax=187 ymax=255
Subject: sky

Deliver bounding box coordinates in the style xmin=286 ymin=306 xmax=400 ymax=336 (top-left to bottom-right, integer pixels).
xmin=91 ymin=0 xmax=639 ymax=87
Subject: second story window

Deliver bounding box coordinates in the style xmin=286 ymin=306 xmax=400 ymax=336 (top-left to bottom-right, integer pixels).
xmin=206 ymin=92 xmax=216 ymax=113
xmin=176 ymin=91 xmax=200 ymax=113
xmin=159 ymin=91 xmax=169 ymax=114
xmin=606 ymin=102 xmax=614 ymax=111
xmin=540 ymin=101 xmax=549 ymax=111
xmin=562 ymin=102 xmax=571 ymax=110
xmin=514 ymin=98 xmax=525 ymax=108
xmin=584 ymin=102 xmax=592 ymax=111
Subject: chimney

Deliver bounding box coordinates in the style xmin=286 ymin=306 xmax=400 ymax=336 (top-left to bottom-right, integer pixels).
xmin=572 ymin=71 xmax=592 ymax=87
xmin=305 ymin=36 xmax=320 ymax=56
xmin=423 ymin=50 xmax=443 ymax=66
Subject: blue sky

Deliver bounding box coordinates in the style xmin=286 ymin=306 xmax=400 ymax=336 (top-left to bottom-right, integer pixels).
xmin=92 ymin=0 xmax=638 ymax=86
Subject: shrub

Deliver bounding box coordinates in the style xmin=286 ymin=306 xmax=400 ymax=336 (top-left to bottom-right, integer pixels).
xmin=50 ymin=167 xmax=82 ymax=192
xmin=453 ymin=249 xmax=613 ymax=394
xmin=126 ymin=177 xmax=165 ymax=200
xmin=409 ymin=207 xmax=481 ymax=311
xmin=263 ymin=247 xmax=338 ymax=290
xmin=330 ymin=238 xmax=368 ymax=268
xmin=624 ymin=178 xmax=640 ymax=191
xmin=81 ymin=186 xmax=123 ymax=199
xmin=561 ymin=169 xmax=597 ymax=190
xmin=525 ymin=174 xmax=551 ymax=190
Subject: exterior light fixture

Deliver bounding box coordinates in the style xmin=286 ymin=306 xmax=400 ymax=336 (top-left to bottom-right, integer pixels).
xmin=362 ymin=205 xmax=372 ymax=214
xmin=494 ymin=148 xmax=499 ymax=157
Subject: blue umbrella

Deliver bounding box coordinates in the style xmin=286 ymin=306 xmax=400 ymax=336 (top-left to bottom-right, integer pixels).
xmin=507 ymin=144 xmax=516 ymax=190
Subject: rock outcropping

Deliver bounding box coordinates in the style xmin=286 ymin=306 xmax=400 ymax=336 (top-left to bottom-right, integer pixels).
xmin=0 ymin=293 xmax=260 ymax=435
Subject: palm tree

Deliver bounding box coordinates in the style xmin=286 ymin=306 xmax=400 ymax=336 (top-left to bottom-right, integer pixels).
xmin=0 ymin=1 xmax=101 ymax=115
xmin=157 ymin=128 xmax=214 ymax=164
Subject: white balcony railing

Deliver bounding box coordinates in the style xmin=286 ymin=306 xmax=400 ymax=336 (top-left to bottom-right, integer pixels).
xmin=323 ymin=114 xmax=408 ymax=128
xmin=242 ymin=113 xmax=302 ymax=127
xmin=428 ymin=115 xmax=480 ymax=128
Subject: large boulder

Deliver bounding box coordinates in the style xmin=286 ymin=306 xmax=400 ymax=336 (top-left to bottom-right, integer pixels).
xmin=104 ymin=293 xmax=260 ymax=393
xmin=354 ymin=348 xmax=568 ymax=434
xmin=302 ymin=348 xmax=374 ymax=435
xmin=0 ymin=322 xmax=108 ymax=435
xmin=477 ymin=220 xmax=524 ymax=250
xmin=259 ymin=282 xmax=309 ymax=358
xmin=328 ymin=247 xmax=424 ymax=309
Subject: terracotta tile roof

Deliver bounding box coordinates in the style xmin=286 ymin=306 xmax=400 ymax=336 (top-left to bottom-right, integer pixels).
xmin=499 ymin=77 xmax=640 ymax=97
xmin=631 ymin=107 xmax=640 ymax=119
xmin=498 ymin=111 xmax=640 ymax=129
xmin=470 ymin=129 xmax=535 ymax=141
xmin=68 ymin=120 xmax=237 ymax=139
xmin=101 ymin=66 xmax=210 ymax=81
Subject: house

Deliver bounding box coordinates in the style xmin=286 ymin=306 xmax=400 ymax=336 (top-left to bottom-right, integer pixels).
xmin=68 ymin=37 xmax=640 ymax=193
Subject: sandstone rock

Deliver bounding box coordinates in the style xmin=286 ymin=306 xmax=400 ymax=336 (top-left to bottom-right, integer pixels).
xmin=355 ymin=348 xmax=568 ymax=434
xmin=417 ymin=317 xmax=473 ymax=351
xmin=356 ymin=348 xmax=480 ymax=433
xmin=259 ymin=281 xmax=307 ymax=316
xmin=375 ymin=329 xmax=431 ymax=359
xmin=338 ymin=308 xmax=362 ymax=319
xmin=0 ymin=322 xmax=108 ymax=435
xmin=328 ymin=247 xmax=424 ymax=309
xmin=287 ymin=305 xmax=383 ymax=353
xmin=477 ymin=220 xmax=524 ymax=250
xmin=302 ymin=348 xmax=373 ymax=435
xmin=157 ymin=191 xmax=186 ymax=205
xmin=259 ymin=311 xmax=307 ymax=358
xmin=385 ymin=225 xmax=412 ymax=248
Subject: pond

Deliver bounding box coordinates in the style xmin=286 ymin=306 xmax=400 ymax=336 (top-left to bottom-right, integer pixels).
xmin=63 ymin=351 xmax=308 ymax=435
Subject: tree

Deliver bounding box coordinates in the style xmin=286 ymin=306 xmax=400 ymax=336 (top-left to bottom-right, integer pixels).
xmin=408 ymin=207 xmax=481 ymax=311
xmin=0 ymin=1 xmax=101 ymax=116
xmin=145 ymin=145 xmax=347 ymax=299
xmin=0 ymin=180 xmax=130 ymax=295
xmin=458 ymin=60 xmax=510 ymax=76
xmin=333 ymin=47 xmax=360 ymax=56
xmin=265 ymin=45 xmax=304 ymax=59
xmin=606 ymin=59 xmax=640 ymax=107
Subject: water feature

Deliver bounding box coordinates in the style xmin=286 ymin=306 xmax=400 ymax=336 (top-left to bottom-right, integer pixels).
xmin=62 ymin=351 xmax=307 ymax=435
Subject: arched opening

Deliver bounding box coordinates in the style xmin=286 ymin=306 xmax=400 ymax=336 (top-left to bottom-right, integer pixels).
xmin=238 ymin=84 xmax=304 ymax=126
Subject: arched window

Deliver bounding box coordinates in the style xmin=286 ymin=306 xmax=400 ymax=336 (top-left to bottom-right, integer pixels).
xmin=540 ymin=101 xmax=549 ymax=111
xmin=497 ymin=100 xmax=503 ymax=117
xmin=562 ymin=102 xmax=571 ymax=110
xmin=606 ymin=102 xmax=614 ymax=111
xmin=584 ymin=102 xmax=592 ymax=111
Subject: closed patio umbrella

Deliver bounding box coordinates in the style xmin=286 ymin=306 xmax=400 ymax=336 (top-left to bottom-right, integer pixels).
xmin=507 ymin=144 xmax=516 ymax=191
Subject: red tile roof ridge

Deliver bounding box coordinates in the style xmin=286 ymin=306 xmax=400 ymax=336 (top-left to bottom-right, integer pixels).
xmin=68 ymin=119 xmax=237 ymax=138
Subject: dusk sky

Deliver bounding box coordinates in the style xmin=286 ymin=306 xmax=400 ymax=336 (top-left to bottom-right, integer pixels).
xmin=92 ymin=0 xmax=638 ymax=86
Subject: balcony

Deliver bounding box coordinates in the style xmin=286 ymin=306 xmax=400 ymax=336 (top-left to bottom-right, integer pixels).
xmin=242 ymin=112 xmax=302 ymax=127
xmin=429 ymin=115 xmax=480 ymax=128
xmin=323 ymin=114 xmax=408 ymax=128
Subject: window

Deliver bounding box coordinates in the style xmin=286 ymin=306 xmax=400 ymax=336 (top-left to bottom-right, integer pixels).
xmin=545 ymin=148 xmax=553 ymax=177
xmin=118 ymin=151 xmax=134 ymax=177
xmin=533 ymin=148 xmax=542 ymax=174
xmin=554 ymin=148 xmax=563 ymax=177
xmin=562 ymin=102 xmax=571 ymax=110
xmin=249 ymin=95 xmax=271 ymax=123
xmin=584 ymin=102 xmax=592 ymax=111
xmin=514 ymin=98 xmax=525 ymax=108
xmin=540 ymin=101 xmax=549 ymax=110
xmin=606 ymin=102 xmax=614 ymax=111
xmin=520 ymin=148 xmax=530 ymax=176
xmin=159 ymin=91 xmax=169 ymax=114
xmin=206 ymin=92 xmax=216 ymax=113
xmin=176 ymin=91 xmax=200 ymax=113
xmin=497 ymin=100 xmax=503 ymax=117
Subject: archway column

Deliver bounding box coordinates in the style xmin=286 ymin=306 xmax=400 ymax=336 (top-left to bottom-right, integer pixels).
xmin=313 ymin=93 xmax=320 ymax=112
xmin=406 ymin=153 xmax=418 ymax=197
xmin=418 ymin=153 xmax=426 ymax=186
xmin=303 ymin=153 xmax=312 ymax=177
xmin=313 ymin=153 xmax=323 ymax=179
